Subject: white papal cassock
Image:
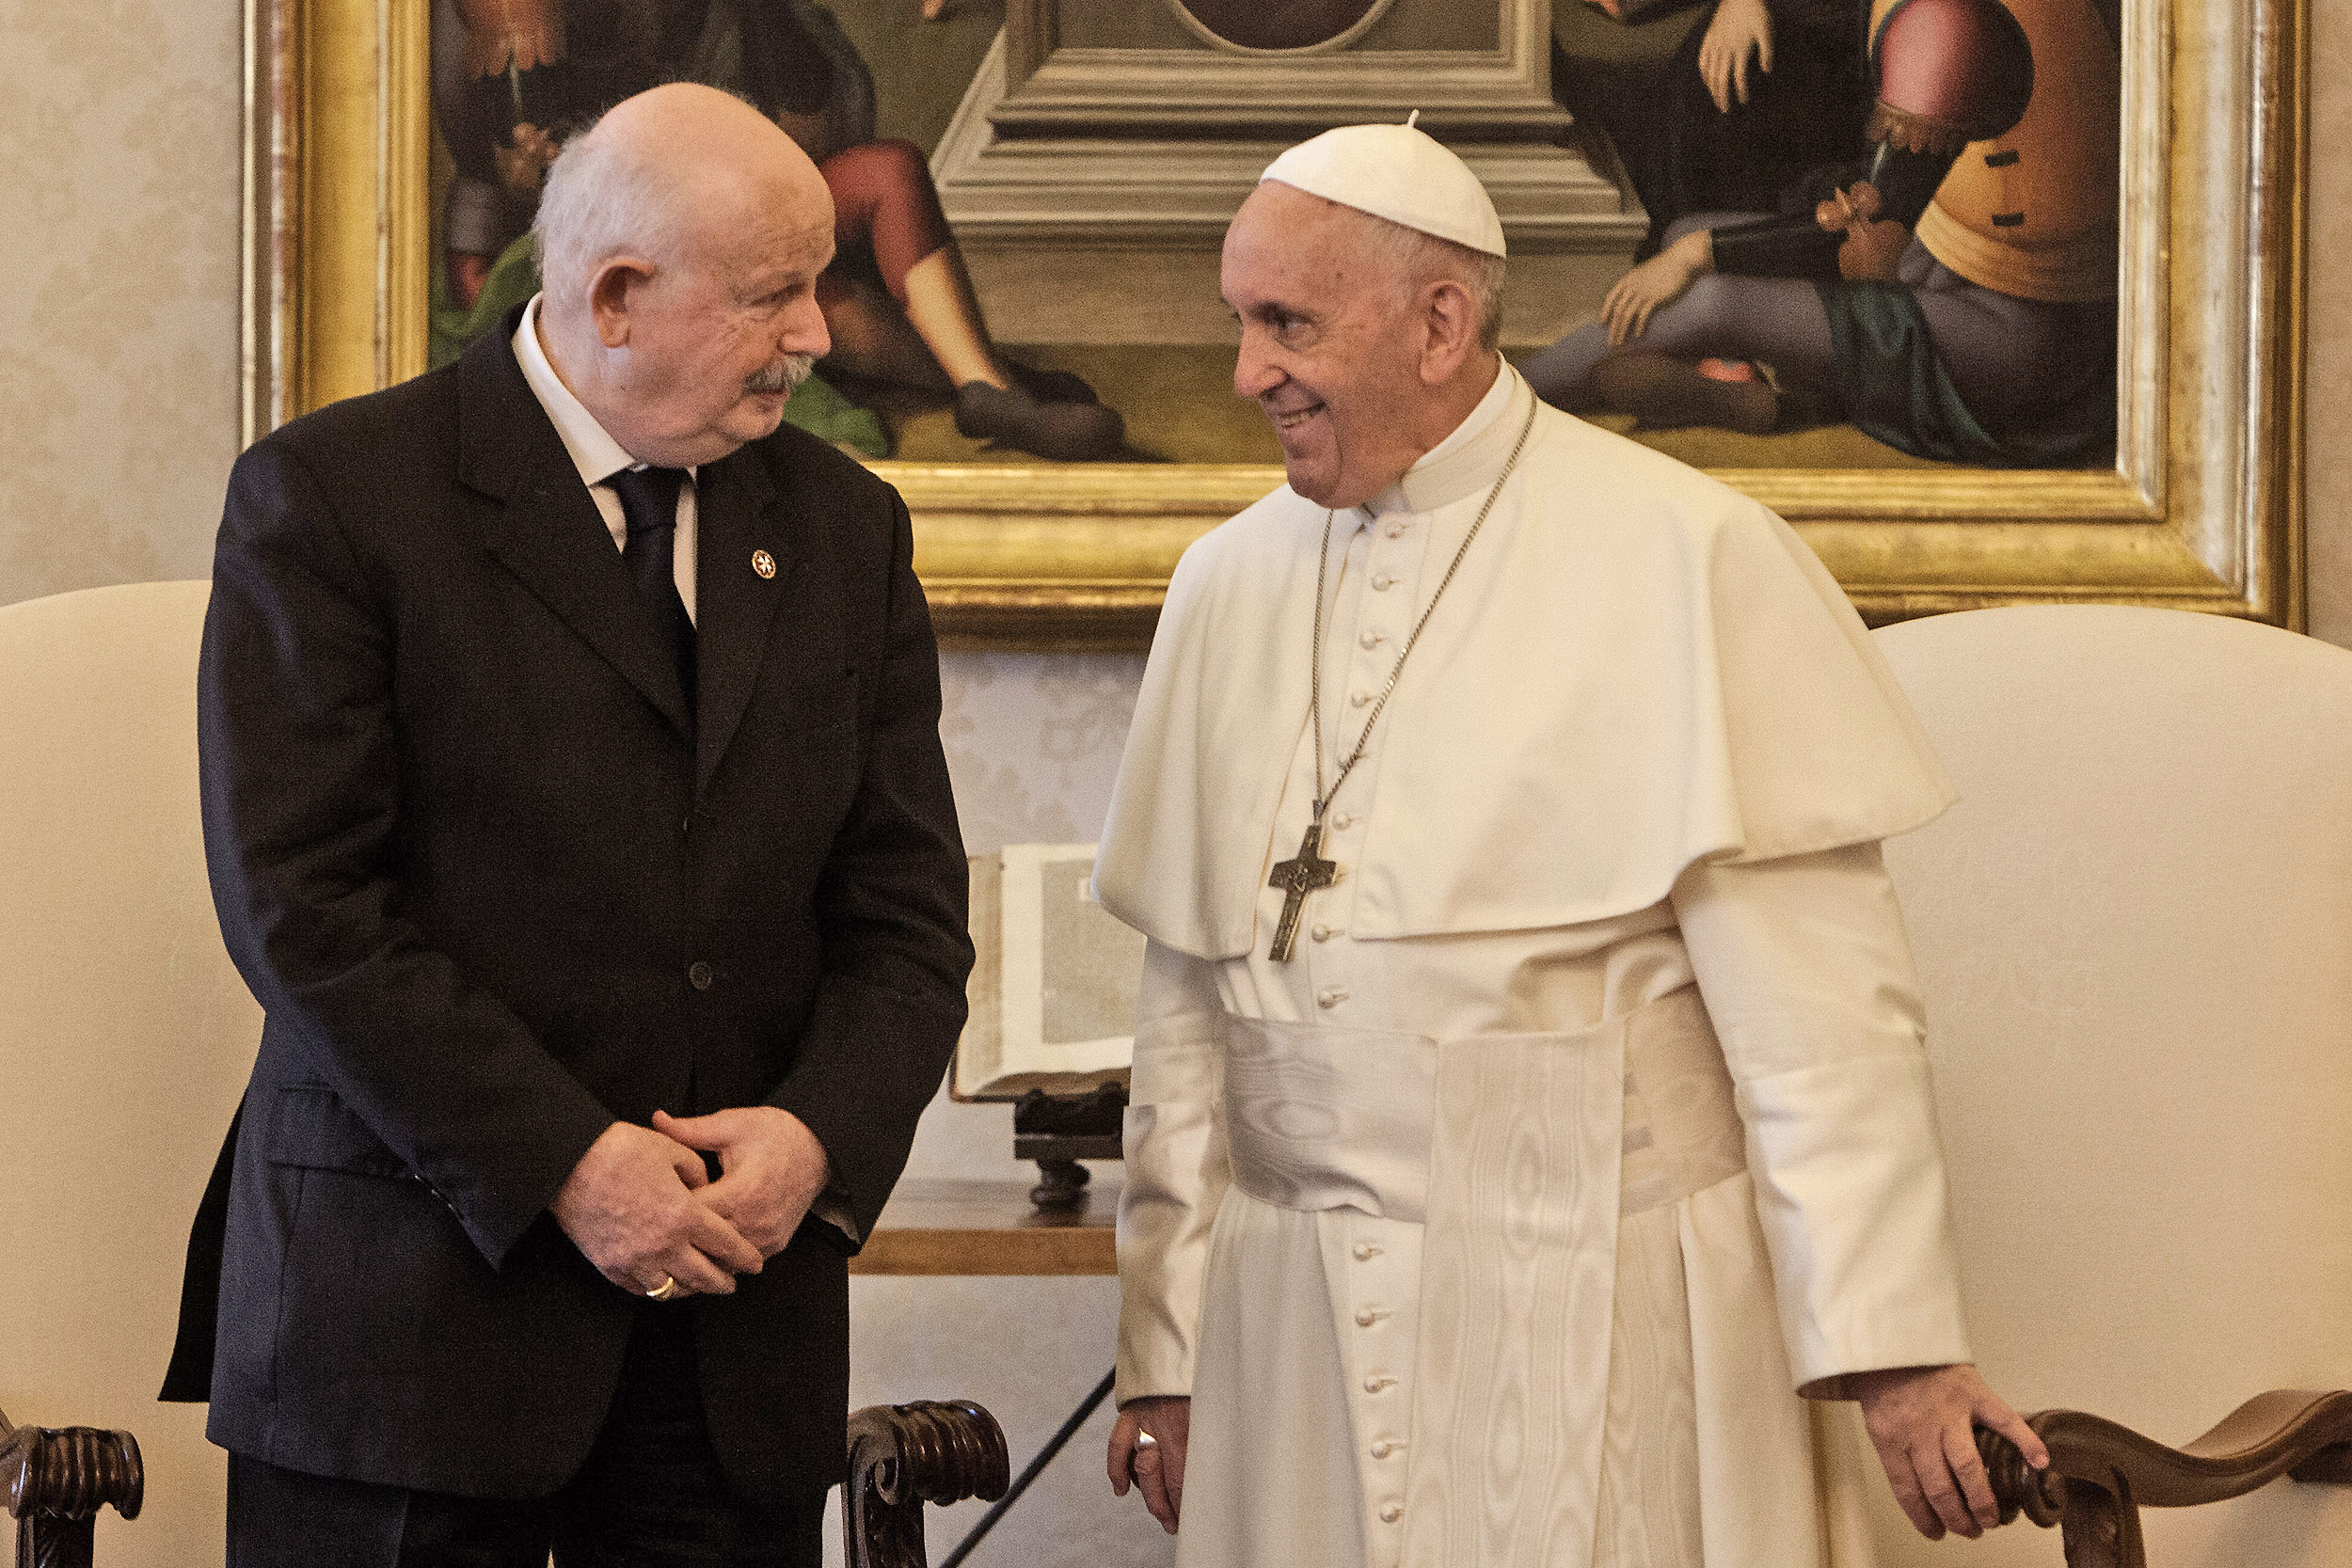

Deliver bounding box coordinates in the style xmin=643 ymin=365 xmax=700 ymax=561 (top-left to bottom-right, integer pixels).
xmin=1093 ymin=364 xmax=1978 ymax=1568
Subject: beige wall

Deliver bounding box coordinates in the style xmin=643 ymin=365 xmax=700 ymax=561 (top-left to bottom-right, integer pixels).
xmin=1 ymin=0 xmax=2348 ymax=1561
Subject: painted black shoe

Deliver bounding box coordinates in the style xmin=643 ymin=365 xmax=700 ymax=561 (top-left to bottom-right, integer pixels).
xmin=953 ymin=381 xmax=1124 ymax=461
xmin=1007 ymin=361 xmax=1101 ymax=406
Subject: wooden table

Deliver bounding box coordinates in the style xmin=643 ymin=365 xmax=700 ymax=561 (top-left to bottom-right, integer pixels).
xmin=848 ymin=1177 xmax=1118 ymax=1275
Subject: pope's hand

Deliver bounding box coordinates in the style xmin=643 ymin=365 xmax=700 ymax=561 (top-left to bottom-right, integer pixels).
xmin=1603 ymin=229 xmax=1713 ymax=346
xmin=654 ymin=1106 xmax=832 ymax=1258
xmin=550 ymin=1120 xmax=764 ymax=1297
xmin=1108 ymin=1395 xmax=1191 ymax=1534
xmin=1698 ymin=0 xmax=1775 ymax=113
xmin=1851 ymin=1363 xmax=2050 ymax=1539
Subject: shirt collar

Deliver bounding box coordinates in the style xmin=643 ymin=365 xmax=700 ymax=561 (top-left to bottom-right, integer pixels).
xmin=1362 ymin=357 xmax=1527 ymax=520
xmin=513 ymin=294 xmax=692 ymax=485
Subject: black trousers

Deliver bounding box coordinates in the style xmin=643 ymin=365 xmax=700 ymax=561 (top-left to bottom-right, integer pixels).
xmin=226 ymin=1307 xmax=824 ymax=1568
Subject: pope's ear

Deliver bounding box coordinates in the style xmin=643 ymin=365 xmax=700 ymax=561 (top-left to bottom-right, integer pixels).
xmin=587 ymin=255 xmax=659 ymax=349
xmin=1420 ymin=278 xmax=1480 ymax=384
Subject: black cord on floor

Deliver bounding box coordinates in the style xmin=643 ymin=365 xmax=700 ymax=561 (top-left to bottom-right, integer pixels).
xmin=937 ymin=1367 xmax=1119 ymax=1568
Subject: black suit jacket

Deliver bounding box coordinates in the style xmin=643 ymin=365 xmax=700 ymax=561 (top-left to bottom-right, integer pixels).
xmin=161 ymin=313 xmax=972 ymax=1506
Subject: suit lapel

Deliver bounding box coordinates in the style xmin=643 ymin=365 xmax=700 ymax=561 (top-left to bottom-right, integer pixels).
xmin=691 ymin=447 xmax=796 ymax=796
xmin=460 ymin=317 xmax=693 ymax=737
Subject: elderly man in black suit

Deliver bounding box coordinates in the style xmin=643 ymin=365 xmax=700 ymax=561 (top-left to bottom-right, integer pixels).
xmin=161 ymin=83 xmax=973 ymax=1566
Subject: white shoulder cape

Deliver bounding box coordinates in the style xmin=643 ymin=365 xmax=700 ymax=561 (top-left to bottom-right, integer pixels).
xmin=1093 ymin=385 xmax=1956 ymax=961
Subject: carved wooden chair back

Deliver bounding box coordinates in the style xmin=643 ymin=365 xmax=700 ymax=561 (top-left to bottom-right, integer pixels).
xmin=0 ymin=581 xmax=258 ymax=1565
xmin=1867 ymin=605 xmax=2352 ymax=1565
xmin=842 ymin=1400 xmax=1010 ymax=1567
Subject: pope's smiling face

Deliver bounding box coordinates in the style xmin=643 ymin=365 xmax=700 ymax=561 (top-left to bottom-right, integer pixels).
xmin=1222 ymin=182 xmax=1438 ymax=511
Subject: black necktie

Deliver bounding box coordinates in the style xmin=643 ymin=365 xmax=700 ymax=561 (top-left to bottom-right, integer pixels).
xmin=610 ymin=466 xmax=695 ymax=715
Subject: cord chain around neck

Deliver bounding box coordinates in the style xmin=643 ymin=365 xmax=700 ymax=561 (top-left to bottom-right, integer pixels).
xmin=1309 ymin=397 xmax=1538 ymax=820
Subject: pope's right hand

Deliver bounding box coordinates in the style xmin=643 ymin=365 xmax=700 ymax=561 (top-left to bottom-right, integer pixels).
xmin=1108 ymin=1395 xmax=1191 ymax=1534
xmin=550 ymin=1120 xmax=765 ymax=1298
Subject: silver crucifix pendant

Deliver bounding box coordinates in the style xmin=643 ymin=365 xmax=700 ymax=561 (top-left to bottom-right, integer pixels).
xmin=1266 ymin=820 xmax=1339 ymax=962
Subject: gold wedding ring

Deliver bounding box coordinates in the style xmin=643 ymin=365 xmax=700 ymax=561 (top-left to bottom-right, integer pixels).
xmin=645 ymin=1275 xmax=681 ymax=1301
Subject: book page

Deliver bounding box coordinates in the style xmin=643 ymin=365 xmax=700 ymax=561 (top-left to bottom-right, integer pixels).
xmin=954 ymin=844 xmax=1143 ymax=1099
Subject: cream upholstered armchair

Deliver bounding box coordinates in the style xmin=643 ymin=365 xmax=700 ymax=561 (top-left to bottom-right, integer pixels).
xmin=0 ymin=581 xmax=1002 ymax=1567
xmin=1856 ymin=606 xmax=2352 ymax=1567
xmin=0 ymin=582 xmax=250 ymax=1566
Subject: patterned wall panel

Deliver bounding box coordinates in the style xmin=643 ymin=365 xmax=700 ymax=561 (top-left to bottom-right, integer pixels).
xmin=940 ymin=651 xmax=1148 ymax=854
xmin=0 ymin=0 xmax=242 ymax=607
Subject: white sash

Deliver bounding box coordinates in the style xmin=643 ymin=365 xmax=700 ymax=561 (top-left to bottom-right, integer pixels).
xmin=1216 ymin=1012 xmax=1438 ymax=1223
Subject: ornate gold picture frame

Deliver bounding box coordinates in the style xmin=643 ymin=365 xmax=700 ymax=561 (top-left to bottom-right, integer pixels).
xmin=242 ymin=0 xmax=2305 ymax=648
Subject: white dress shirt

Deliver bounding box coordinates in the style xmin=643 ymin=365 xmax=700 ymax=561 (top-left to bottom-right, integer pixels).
xmin=513 ymin=294 xmax=699 ymax=625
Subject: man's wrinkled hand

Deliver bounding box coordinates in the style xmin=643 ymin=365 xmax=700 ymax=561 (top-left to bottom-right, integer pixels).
xmin=1108 ymin=1395 xmax=1191 ymax=1535
xmin=653 ymin=1106 xmax=830 ymax=1258
xmin=1851 ymin=1363 xmax=2050 ymax=1540
xmin=550 ymin=1120 xmax=764 ymax=1298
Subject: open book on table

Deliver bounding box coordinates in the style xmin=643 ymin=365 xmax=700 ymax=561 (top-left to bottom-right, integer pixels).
xmin=952 ymin=844 xmax=1144 ymax=1102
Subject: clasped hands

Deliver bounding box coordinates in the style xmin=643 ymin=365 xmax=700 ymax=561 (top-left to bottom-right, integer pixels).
xmin=549 ymin=1107 xmax=831 ymax=1300
xmin=1106 ymin=1364 xmax=2049 ymax=1542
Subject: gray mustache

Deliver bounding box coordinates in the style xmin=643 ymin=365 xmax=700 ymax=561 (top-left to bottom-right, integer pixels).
xmin=744 ymin=355 xmax=817 ymax=396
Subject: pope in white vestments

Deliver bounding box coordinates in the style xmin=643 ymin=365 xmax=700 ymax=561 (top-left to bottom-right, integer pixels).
xmin=1094 ymin=124 xmax=2049 ymax=1568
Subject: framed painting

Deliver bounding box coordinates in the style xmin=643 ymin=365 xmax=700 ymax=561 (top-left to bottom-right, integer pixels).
xmin=240 ymin=0 xmax=2305 ymax=648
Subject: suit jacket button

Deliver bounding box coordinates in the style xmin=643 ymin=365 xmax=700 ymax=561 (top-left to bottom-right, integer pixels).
xmin=689 ymin=960 xmax=715 ymax=990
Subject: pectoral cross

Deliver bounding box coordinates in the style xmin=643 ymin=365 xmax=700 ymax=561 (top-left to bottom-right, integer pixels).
xmin=1267 ymin=819 xmax=1339 ymax=962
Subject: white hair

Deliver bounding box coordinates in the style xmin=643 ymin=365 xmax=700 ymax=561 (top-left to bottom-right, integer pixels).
xmin=1364 ymin=216 xmax=1507 ymax=353
xmin=531 ymin=110 xmax=691 ymax=311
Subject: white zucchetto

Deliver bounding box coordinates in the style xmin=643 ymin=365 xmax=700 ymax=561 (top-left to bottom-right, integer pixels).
xmin=1260 ymin=119 xmax=1507 ymax=258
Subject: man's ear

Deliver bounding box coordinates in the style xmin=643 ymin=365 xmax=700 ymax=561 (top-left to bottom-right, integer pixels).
xmin=587 ymin=256 xmax=658 ymax=349
xmin=1419 ymin=279 xmax=1478 ymax=385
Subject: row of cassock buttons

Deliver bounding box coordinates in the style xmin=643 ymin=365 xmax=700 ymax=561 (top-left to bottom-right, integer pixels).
xmin=1353 ymin=1233 xmax=1406 ymax=1528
